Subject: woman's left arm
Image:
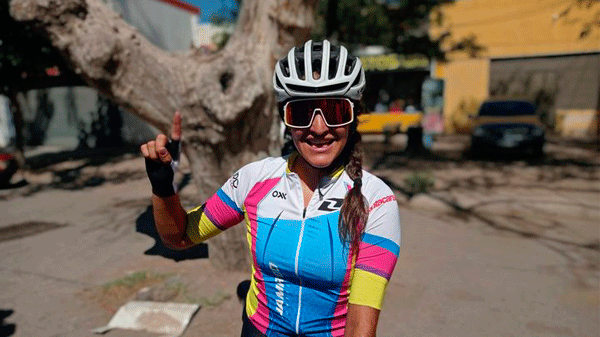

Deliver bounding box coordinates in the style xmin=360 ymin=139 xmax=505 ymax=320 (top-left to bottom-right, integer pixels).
xmin=345 ymin=181 xmax=401 ymax=336
xmin=345 ymin=304 xmax=380 ymax=337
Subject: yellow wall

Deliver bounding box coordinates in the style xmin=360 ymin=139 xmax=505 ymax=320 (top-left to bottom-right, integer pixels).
xmin=430 ymin=0 xmax=600 ymax=133
xmin=441 ymin=59 xmax=490 ymax=134
xmin=432 ymin=0 xmax=600 ymax=59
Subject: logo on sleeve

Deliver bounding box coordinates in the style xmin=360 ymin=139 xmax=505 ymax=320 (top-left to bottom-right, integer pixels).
xmin=230 ymin=172 xmax=239 ymax=189
xmin=368 ymin=195 xmax=396 ymax=212
xmin=318 ymin=198 xmax=344 ymax=212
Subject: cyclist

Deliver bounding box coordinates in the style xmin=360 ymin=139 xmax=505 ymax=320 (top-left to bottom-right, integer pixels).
xmin=141 ymin=40 xmax=401 ymax=337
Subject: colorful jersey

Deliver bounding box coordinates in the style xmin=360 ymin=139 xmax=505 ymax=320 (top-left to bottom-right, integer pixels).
xmin=186 ymin=155 xmax=401 ymax=337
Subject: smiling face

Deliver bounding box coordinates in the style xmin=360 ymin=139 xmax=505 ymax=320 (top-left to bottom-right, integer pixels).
xmin=290 ymin=112 xmax=351 ymax=169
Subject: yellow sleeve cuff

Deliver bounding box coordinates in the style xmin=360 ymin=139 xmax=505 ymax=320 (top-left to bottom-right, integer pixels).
xmin=348 ymin=269 xmax=389 ymax=310
xmin=186 ymin=205 xmax=222 ymax=243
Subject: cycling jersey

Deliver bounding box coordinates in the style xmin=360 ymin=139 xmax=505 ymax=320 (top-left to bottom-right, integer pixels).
xmin=186 ymin=155 xmax=401 ymax=337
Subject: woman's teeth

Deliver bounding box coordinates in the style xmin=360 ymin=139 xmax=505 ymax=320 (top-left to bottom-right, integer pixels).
xmin=308 ymin=140 xmax=332 ymax=146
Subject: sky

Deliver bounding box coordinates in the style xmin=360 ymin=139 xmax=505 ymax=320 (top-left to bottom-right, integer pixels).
xmin=185 ymin=0 xmax=239 ymax=23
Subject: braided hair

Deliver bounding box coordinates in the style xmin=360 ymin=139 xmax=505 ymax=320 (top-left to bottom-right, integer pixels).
xmin=338 ymin=128 xmax=367 ymax=256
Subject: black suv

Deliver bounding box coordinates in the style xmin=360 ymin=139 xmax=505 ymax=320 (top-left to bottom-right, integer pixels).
xmin=470 ymin=100 xmax=545 ymax=157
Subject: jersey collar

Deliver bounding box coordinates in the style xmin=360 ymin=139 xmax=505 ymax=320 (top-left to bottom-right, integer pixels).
xmin=286 ymin=152 xmax=345 ymax=188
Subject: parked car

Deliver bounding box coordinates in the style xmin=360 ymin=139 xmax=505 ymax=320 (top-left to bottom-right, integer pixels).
xmin=470 ymin=99 xmax=545 ymax=157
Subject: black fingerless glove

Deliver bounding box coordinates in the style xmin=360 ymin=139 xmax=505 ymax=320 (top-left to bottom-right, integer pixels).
xmin=145 ymin=140 xmax=180 ymax=197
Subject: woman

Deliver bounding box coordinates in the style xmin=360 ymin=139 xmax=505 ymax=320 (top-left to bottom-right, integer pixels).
xmin=141 ymin=40 xmax=401 ymax=337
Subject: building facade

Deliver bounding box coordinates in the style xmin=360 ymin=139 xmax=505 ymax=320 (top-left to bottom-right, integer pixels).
xmin=430 ymin=0 xmax=599 ymax=138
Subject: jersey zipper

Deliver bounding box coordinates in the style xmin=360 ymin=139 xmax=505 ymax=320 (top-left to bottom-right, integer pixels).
xmin=294 ymin=207 xmax=306 ymax=335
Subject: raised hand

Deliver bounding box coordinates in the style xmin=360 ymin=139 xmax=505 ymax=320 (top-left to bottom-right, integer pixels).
xmin=141 ymin=111 xmax=182 ymax=197
xmin=141 ymin=111 xmax=181 ymax=164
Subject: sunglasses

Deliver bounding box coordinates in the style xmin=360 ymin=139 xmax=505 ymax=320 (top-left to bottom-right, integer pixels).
xmin=283 ymin=98 xmax=355 ymax=128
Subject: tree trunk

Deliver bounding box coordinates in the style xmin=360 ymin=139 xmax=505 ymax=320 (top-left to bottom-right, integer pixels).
xmin=10 ymin=0 xmax=318 ymax=270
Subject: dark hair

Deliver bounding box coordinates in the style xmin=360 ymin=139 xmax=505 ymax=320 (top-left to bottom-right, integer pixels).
xmin=338 ymin=128 xmax=368 ymax=256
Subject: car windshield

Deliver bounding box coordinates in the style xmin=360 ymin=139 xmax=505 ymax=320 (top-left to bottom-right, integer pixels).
xmin=479 ymin=101 xmax=536 ymax=117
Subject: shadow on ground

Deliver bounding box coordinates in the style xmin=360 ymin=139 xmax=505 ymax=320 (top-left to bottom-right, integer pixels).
xmin=135 ymin=205 xmax=209 ymax=262
xmin=1 ymin=146 xmax=144 ymax=197
xmin=135 ymin=174 xmax=207 ymax=262
xmin=25 ymin=145 xmax=140 ymax=170
xmin=0 ymin=309 xmax=16 ymax=337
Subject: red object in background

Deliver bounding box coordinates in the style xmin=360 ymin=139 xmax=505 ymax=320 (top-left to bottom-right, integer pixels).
xmin=0 ymin=153 xmax=14 ymax=171
xmin=0 ymin=153 xmax=14 ymax=162
xmin=0 ymin=152 xmax=17 ymax=186
xmin=155 ymin=0 xmax=201 ymax=14
xmin=388 ymin=99 xmax=405 ymax=113
xmin=45 ymin=66 xmax=61 ymax=77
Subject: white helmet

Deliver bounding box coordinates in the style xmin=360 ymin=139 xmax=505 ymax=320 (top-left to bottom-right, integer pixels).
xmin=273 ymin=40 xmax=366 ymax=103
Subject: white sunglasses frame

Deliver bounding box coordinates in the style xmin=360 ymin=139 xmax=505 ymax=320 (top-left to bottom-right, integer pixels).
xmin=283 ymin=98 xmax=355 ymax=129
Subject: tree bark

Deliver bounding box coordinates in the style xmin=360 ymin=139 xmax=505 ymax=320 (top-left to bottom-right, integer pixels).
xmin=10 ymin=0 xmax=318 ymax=270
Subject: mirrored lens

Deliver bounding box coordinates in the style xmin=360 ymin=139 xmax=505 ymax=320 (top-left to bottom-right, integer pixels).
xmin=285 ymin=100 xmax=313 ymax=127
xmin=284 ymin=99 xmax=353 ymax=128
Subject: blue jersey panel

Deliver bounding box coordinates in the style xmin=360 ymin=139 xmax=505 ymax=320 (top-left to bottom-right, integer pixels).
xmin=255 ymin=216 xmax=301 ymax=279
xmin=262 ymin=272 xmax=300 ymax=334
xmin=298 ymin=212 xmax=350 ymax=288
xmin=297 ymin=212 xmax=349 ymax=336
xmin=255 ymin=216 xmax=302 ymax=334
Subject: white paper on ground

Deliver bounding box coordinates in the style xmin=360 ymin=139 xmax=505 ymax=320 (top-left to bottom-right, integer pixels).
xmin=92 ymin=301 xmax=200 ymax=337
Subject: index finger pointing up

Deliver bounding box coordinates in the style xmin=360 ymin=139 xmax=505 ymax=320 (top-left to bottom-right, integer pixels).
xmin=171 ymin=111 xmax=182 ymax=141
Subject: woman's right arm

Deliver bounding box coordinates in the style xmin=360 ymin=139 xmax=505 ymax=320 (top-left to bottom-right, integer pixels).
xmin=152 ymin=194 xmax=195 ymax=250
xmin=141 ymin=112 xmax=195 ymax=250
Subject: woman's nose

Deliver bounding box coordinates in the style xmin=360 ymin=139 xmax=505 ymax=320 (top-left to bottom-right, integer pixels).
xmin=310 ymin=111 xmax=328 ymax=134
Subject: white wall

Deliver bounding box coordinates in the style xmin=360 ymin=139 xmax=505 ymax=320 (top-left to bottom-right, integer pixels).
xmin=0 ymin=95 xmax=14 ymax=148
xmin=106 ymin=0 xmax=197 ymax=51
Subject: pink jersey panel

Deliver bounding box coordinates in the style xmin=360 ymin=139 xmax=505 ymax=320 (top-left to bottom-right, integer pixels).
xmin=355 ymin=242 xmax=397 ymax=280
xmin=330 ymin=252 xmax=354 ymax=336
xmin=244 ymin=177 xmax=281 ymax=333
xmin=204 ymin=193 xmax=243 ymax=230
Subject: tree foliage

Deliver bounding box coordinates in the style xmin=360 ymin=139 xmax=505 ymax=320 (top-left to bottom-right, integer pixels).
xmin=555 ymin=0 xmax=600 ymax=39
xmin=0 ymin=0 xmax=81 ymax=94
xmin=314 ymin=0 xmax=454 ymax=58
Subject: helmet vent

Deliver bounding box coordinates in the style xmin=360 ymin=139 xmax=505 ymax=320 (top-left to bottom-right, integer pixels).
xmin=312 ymin=42 xmax=323 ymax=52
xmin=328 ymin=57 xmax=338 ymax=79
xmin=350 ymin=71 xmax=362 ymax=87
xmin=312 ymin=59 xmax=322 ymax=79
xmin=287 ymin=82 xmax=349 ymax=94
xmin=275 ymin=76 xmax=284 ymax=90
xmin=344 ymin=57 xmax=357 ymax=76
xmin=280 ymin=59 xmax=290 ymax=77
xmin=296 ymin=56 xmax=306 ymax=80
